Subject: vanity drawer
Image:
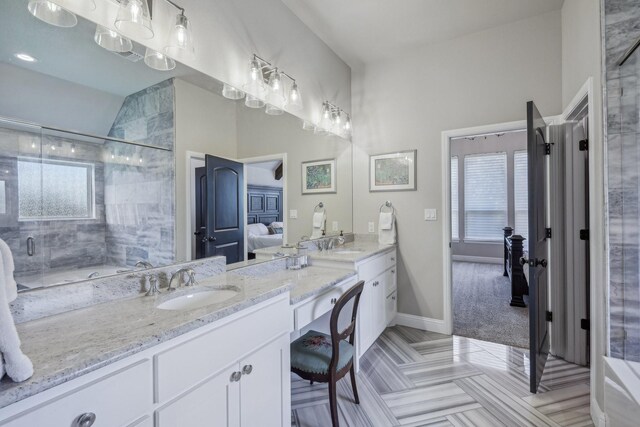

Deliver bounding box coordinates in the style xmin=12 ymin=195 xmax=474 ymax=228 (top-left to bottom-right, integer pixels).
xmin=154 ymin=295 xmax=289 ymax=404
xmin=385 ymin=249 xmax=397 ymax=270
xmin=1 ymin=360 xmax=152 ymax=427
xmin=294 ymin=277 xmax=358 ymax=330
xmin=385 ymin=266 xmax=397 ymax=296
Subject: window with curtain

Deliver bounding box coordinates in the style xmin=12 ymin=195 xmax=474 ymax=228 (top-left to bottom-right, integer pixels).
xmin=451 ymin=156 xmax=459 ymax=240
xmin=464 ymin=152 xmax=507 ymax=241
xmin=513 ymin=150 xmax=528 ymax=241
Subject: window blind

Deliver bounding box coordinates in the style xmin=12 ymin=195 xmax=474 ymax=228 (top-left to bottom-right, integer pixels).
xmin=451 ymin=156 xmax=459 ymax=240
xmin=514 ymin=150 xmax=529 ymax=241
xmin=464 ymin=152 xmax=507 ymax=241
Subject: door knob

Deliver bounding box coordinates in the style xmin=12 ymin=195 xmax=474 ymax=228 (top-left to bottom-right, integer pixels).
xmin=535 ymin=258 xmax=548 ymax=268
xmin=194 ymin=230 xmax=202 ymax=236
xmin=519 ymin=257 xmax=528 ymax=266
xmin=519 ymin=257 xmax=547 ymax=268
xmin=207 ymin=236 xmax=216 ymax=242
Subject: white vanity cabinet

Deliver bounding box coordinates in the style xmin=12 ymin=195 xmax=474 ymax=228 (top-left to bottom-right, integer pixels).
xmin=0 ymin=294 xmax=291 ymax=427
xmin=356 ymin=249 xmax=397 ymax=357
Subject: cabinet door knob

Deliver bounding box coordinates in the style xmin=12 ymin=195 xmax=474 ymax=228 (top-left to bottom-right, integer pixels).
xmin=391 ymin=257 xmax=395 ymax=261
xmin=392 ymin=296 xmax=396 ymax=300
xmin=242 ymin=364 xmax=253 ymax=375
xmin=391 ymin=270 xmax=395 ymax=274
xmin=74 ymin=413 xmax=96 ymax=427
xmin=230 ymin=371 xmax=242 ymax=382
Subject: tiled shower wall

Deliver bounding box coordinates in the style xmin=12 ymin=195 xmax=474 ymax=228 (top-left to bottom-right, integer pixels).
xmin=104 ymin=79 xmax=175 ymax=267
xmin=604 ymin=0 xmax=640 ymax=360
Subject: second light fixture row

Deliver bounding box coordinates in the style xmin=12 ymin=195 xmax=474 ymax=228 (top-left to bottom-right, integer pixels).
xmin=221 ymin=55 xmax=303 ymax=116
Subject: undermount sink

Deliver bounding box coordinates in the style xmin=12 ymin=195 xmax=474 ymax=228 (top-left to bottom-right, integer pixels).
xmin=332 ymin=249 xmax=364 ymax=254
xmin=157 ymin=287 xmax=239 ymax=311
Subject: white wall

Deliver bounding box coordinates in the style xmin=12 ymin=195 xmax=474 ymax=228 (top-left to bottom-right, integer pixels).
xmin=561 ymin=0 xmax=606 ymax=418
xmin=174 ymin=79 xmax=238 ymax=261
xmin=351 ymin=11 xmax=562 ymax=321
xmin=67 ymin=0 xmax=351 ymax=128
xmin=236 ymin=106 xmax=353 ymax=243
xmin=246 ymin=164 xmax=283 ymax=188
xmin=0 ymin=63 xmax=123 ymax=136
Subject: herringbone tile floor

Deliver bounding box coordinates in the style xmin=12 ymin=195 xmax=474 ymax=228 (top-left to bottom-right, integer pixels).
xmin=291 ymin=326 xmax=592 ymax=427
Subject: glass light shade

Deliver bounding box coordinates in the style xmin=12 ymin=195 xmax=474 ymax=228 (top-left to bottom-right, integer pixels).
xmin=164 ymin=13 xmax=195 ymax=59
xmin=114 ymin=0 xmax=153 ymax=40
xmin=243 ymin=58 xmax=266 ymax=107
xmin=28 ymin=1 xmax=77 ymax=28
xmin=287 ymin=82 xmax=303 ymax=111
xmin=265 ymin=104 xmax=284 ymax=116
xmin=94 ymin=25 xmax=132 ymax=53
xmin=344 ymin=115 xmax=352 ymax=136
xmin=144 ymin=48 xmax=176 ymax=71
xmin=302 ymin=121 xmax=315 ymax=131
xmin=268 ymin=70 xmax=282 ymax=91
xmin=245 ymin=95 xmax=265 ymax=109
xmin=222 ymin=84 xmax=245 ymax=100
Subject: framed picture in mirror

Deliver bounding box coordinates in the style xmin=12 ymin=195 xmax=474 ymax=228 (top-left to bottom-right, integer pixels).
xmin=302 ymin=159 xmax=336 ymax=194
xmin=369 ymin=150 xmax=417 ymax=192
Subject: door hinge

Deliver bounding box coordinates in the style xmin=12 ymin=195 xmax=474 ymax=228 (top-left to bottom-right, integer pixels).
xmin=545 ymin=228 xmax=552 ymax=239
xmin=579 ymin=229 xmax=589 ymax=241
xmin=580 ymin=318 xmax=590 ymax=331
xmin=544 ymin=143 xmax=551 ymax=155
xmin=546 ymin=311 xmax=553 ymax=322
xmin=579 ymin=139 xmax=588 ymax=151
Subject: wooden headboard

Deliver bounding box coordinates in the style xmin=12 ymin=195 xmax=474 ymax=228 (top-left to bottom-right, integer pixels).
xmin=247 ymin=185 xmax=283 ymax=226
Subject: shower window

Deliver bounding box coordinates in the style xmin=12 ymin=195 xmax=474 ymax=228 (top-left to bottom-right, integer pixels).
xmin=17 ymin=158 xmax=95 ymax=220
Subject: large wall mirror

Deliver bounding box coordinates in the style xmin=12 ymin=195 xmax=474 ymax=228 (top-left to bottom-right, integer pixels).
xmin=0 ymin=0 xmax=353 ymax=291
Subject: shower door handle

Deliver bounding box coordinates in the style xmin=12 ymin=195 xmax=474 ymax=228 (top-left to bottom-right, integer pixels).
xmin=27 ymin=236 xmax=35 ymax=256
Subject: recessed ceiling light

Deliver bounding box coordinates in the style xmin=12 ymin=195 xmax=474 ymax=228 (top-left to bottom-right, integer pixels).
xmin=15 ymin=53 xmax=38 ymax=62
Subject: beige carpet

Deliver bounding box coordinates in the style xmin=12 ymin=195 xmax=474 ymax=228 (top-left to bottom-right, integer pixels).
xmin=452 ymin=261 xmax=529 ymax=348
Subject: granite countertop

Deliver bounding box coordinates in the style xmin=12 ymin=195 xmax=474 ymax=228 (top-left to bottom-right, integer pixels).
xmin=254 ymin=239 xmax=396 ymax=264
xmin=0 ymin=265 xmax=355 ymax=409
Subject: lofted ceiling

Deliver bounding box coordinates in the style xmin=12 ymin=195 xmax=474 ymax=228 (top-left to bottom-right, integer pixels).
xmin=282 ymin=0 xmax=564 ymax=67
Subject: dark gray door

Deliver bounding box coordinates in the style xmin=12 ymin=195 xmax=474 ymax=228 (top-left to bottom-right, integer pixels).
xmin=527 ymin=101 xmax=550 ymax=393
xmin=194 ymin=166 xmax=207 ymax=260
xmin=205 ymin=155 xmax=245 ymax=264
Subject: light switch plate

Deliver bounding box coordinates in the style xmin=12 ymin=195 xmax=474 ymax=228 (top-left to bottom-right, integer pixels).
xmin=289 ymin=209 xmax=298 ymax=219
xmin=332 ymin=221 xmax=339 ymax=231
xmin=424 ymin=209 xmax=437 ymax=221
xmin=368 ymin=221 xmax=375 ymax=233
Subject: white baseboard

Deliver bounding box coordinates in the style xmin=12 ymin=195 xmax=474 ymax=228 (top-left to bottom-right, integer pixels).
xmin=394 ymin=313 xmax=448 ymax=334
xmin=452 ymin=255 xmax=502 ymax=264
xmin=591 ymin=396 xmax=606 ymax=427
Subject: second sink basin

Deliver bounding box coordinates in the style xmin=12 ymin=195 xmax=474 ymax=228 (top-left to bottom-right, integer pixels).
xmin=157 ymin=287 xmax=239 ymax=311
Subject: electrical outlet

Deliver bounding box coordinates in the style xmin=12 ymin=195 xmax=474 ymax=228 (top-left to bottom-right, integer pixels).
xmin=424 ymin=209 xmax=437 ymax=221
xmin=368 ymin=221 xmax=375 ymax=233
xmin=289 ymin=209 xmax=298 ymax=219
xmin=332 ymin=221 xmax=339 ymax=231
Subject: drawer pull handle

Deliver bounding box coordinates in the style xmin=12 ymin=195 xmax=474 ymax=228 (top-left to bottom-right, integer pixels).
xmin=330 ymin=297 xmax=337 ymax=304
xmin=230 ymin=371 xmax=242 ymax=382
xmin=74 ymin=413 xmax=96 ymax=427
xmin=242 ymin=364 xmax=253 ymax=375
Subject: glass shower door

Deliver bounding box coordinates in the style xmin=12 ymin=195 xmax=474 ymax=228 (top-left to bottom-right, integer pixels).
xmin=0 ymin=117 xmax=45 ymax=291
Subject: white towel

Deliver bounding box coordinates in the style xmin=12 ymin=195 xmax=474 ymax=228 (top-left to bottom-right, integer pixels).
xmin=0 ymin=255 xmax=33 ymax=383
xmin=378 ymin=212 xmax=396 ymax=245
xmin=310 ymin=212 xmax=326 ymax=239
xmin=0 ymin=239 xmax=18 ymax=303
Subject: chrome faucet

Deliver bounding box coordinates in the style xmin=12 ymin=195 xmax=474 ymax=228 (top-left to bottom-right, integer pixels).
xmin=145 ymin=275 xmax=160 ymax=296
xmin=168 ymin=268 xmax=197 ymax=291
xmin=136 ymin=261 xmax=154 ymax=269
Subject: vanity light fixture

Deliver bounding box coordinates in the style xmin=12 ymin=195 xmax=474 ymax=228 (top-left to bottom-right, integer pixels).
xmin=144 ymin=47 xmax=176 ymax=71
xmin=222 ymin=84 xmax=245 ymax=100
xmin=244 ymin=54 xmax=303 ymax=113
xmin=115 ymin=0 xmax=154 ymax=40
xmin=94 ymin=25 xmax=133 ymax=53
xmin=312 ymin=101 xmax=351 ymax=138
xmin=163 ymin=0 xmax=195 ymax=59
xmin=27 ymin=0 xmax=81 ymax=28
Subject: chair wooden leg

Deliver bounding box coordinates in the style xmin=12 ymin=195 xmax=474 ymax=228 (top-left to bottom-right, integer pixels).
xmin=349 ymin=366 xmax=360 ymax=404
xmin=329 ymin=378 xmax=339 ymax=427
